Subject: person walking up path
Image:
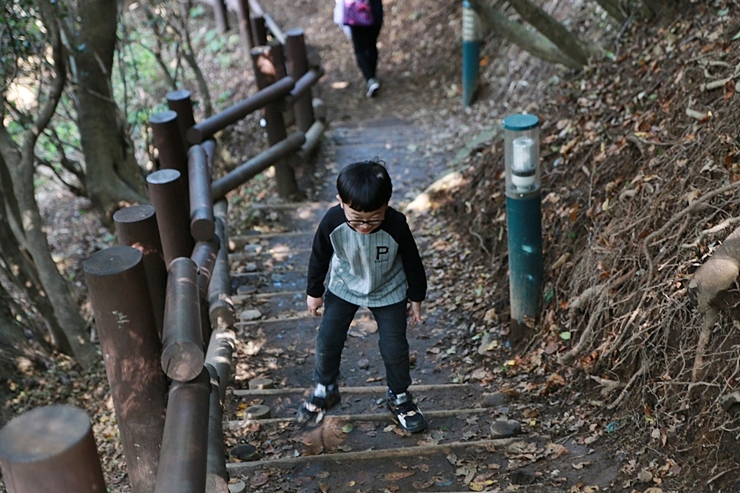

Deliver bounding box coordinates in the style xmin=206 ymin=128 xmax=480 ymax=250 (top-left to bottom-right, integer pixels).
xmin=334 ymin=0 xmax=384 ymax=98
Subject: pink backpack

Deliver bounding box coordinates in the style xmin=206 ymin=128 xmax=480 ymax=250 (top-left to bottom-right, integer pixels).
xmin=343 ymin=0 xmax=374 ymax=26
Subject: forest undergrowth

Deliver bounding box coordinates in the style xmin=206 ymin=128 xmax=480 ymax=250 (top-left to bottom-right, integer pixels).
xmin=426 ymin=3 xmax=740 ymax=486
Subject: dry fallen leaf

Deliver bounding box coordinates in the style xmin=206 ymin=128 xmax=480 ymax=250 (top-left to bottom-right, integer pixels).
xmin=544 ymin=339 xmax=559 ymax=354
xmin=447 ymin=452 xmax=460 ymax=466
xmin=250 ymin=472 xmax=270 ymax=488
xmin=469 ymin=479 xmax=495 ymax=491
xmin=383 ymin=471 xmax=415 ymax=481
xmin=455 ymin=465 xmax=476 ymax=483
xmin=545 ymin=442 xmax=569 ymax=459
xmin=522 ymin=407 xmax=540 ymax=418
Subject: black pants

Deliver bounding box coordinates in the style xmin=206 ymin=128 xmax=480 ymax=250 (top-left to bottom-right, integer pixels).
xmin=350 ymin=24 xmax=382 ymax=81
xmin=314 ymin=291 xmax=411 ymax=395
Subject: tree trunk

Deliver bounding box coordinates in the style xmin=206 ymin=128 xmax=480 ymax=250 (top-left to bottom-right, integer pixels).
xmin=469 ymin=0 xmax=583 ymax=70
xmin=592 ymin=0 xmax=627 ymax=23
xmin=69 ymin=0 xmax=148 ymax=222
xmin=508 ymin=0 xmax=600 ymax=66
xmin=9 ymin=143 xmax=98 ymax=370
xmin=0 ymin=0 xmax=99 ymax=370
xmin=0 ymin=281 xmax=39 ymax=358
xmin=0 ymin=284 xmax=30 ymax=366
xmin=177 ymin=0 xmax=215 ymax=118
xmin=0 ymin=188 xmax=68 ymax=354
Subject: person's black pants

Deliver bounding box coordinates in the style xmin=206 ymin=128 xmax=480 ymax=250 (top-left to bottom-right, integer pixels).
xmin=350 ymin=24 xmax=382 ymax=81
xmin=313 ymin=291 xmax=411 ymax=395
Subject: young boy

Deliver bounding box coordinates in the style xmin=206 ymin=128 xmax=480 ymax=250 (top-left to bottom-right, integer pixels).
xmin=298 ymin=160 xmax=427 ymax=433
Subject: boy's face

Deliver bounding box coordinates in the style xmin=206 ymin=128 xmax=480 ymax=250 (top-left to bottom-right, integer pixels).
xmin=338 ymin=197 xmax=387 ymax=234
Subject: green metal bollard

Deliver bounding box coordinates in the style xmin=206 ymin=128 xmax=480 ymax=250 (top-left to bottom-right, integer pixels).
xmin=504 ymin=114 xmax=542 ymax=339
xmin=462 ymin=0 xmax=482 ymax=106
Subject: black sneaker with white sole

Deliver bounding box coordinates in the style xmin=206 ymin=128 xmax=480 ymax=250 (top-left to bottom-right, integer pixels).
xmin=386 ymin=390 xmax=427 ymax=433
xmin=296 ymin=383 xmax=340 ymax=426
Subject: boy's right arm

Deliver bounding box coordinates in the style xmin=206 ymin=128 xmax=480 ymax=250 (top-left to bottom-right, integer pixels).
xmin=306 ymin=206 xmax=341 ymax=303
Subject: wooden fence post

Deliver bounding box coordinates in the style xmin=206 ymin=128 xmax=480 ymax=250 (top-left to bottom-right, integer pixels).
xmin=188 ymin=145 xmax=215 ymax=242
xmin=147 ymin=169 xmax=195 ymax=266
xmin=205 ymin=366 xmax=229 ymax=493
xmin=270 ymin=40 xmax=295 ymax=128
xmin=150 ymin=110 xmax=189 ymax=186
xmin=251 ymin=45 xmax=299 ymax=199
xmin=83 ymin=246 xmax=167 ymax=493
xmin=0 ymin=405 xmax=108 ymax=493
xmin=167 ymin=89 xmax=197 ymax=153
xmin=113 ymin=204 xmax=168 ymax=339
xmin=236 ymin=0 xmax=254 ymax=53
xmin=251 ymin=14 xmax=268 ymax=47
xmin=286 ymin=29 xmax=315 ymax=132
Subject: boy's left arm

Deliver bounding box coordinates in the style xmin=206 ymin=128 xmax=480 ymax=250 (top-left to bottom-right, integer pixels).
xmin=396 ymin=218 xmax=427 ymax=322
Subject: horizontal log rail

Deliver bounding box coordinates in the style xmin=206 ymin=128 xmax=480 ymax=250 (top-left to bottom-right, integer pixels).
xmin=285 ymin=66 xmax=324 ymax=106
xmin=263 ymin=13 xmax=285 ymax=44
xmin=300 ymin=116 xmax=329 ymax=159
xmin=186 ymin=76 xmax=296 ymax=145
xmin=247 ymin=0 xmax=263 ymax=16
xmin=210 ymin=131 xmax=306 ymax=201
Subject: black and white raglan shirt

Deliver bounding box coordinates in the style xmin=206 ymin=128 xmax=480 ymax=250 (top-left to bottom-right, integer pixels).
xmin=306 ymin=205 xmax=427 ymax=307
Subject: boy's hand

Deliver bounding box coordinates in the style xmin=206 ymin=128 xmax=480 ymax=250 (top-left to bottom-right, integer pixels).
xmin=307 ymin=295 xmax=324 ymax=316
xmin=407 ymin=301 xmax=423 ymax=326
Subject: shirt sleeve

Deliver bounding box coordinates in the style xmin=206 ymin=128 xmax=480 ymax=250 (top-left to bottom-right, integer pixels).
xmin=385 ymin=209 xmax=427 ymax=302
xmin=306 ymin=206 xmax=342 ymax=298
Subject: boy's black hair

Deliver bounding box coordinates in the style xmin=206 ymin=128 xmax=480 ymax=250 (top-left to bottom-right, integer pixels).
xmin=336 ymin=160 xmax=392 ymax=212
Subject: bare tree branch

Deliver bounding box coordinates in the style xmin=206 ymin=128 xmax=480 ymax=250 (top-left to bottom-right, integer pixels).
xmin=508 ymin=0 xmax=601 ymax=66
xmin=469 ymin=0 xmax=583 ymax=70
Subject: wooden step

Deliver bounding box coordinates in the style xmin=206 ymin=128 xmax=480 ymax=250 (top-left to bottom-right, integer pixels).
xmin=226 ymin=437 xmax=532 ymax=471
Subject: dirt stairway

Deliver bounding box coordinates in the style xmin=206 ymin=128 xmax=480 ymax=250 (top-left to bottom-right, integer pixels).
xmin=213 ymin=118 xmax=513 ymax=492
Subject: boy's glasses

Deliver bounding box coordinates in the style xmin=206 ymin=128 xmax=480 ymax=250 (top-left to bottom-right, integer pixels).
xmin=346 ymin=217 xmax=384 ymax=227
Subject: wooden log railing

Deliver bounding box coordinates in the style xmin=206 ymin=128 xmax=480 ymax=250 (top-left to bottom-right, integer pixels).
xmin=0 ymin=2 xmax=325 ymax=492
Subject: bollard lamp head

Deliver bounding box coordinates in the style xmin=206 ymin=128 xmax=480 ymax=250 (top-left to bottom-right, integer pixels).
xmin=504 ymin=114 xmax=540 ymax=197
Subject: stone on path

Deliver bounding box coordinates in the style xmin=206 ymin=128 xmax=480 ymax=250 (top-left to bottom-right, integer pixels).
xmin=482 ymin=392 xmax=507 ymax=408
xmin=249 ymin=378 xmax=274 ymax=390
xmin=245 ymin=405 xmax=271 ymax=420
xmin=490 ymin=419 xmax=521 ymax=439
xmin=236 ymin=285 xmax=257 ymax=295
xmin=239 ymin=309 xmax=262 ymax=321
xmin=228 ymin=481 xmax=247 ymax=493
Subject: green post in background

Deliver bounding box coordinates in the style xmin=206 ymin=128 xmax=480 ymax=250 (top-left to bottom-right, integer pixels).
xmin=503 ymin=114 xmax=542 ymax=336
xmin=462 ymin=0 xmax=482 ymax=106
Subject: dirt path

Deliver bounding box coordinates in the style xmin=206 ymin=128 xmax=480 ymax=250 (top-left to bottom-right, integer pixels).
xmin=221 ymin=202 xmax=621 ymax=492
xmin=219 ymin=38 xmax=623 ymax=491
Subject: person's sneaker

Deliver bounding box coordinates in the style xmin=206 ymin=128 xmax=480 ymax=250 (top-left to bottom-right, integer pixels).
xmin=366 ymin=78 xmax=381 ymax=98
xmin=296 ymin=383 xmax=340 ymax=426
xmin=386 ymin=390 xmax=427 ymax=433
